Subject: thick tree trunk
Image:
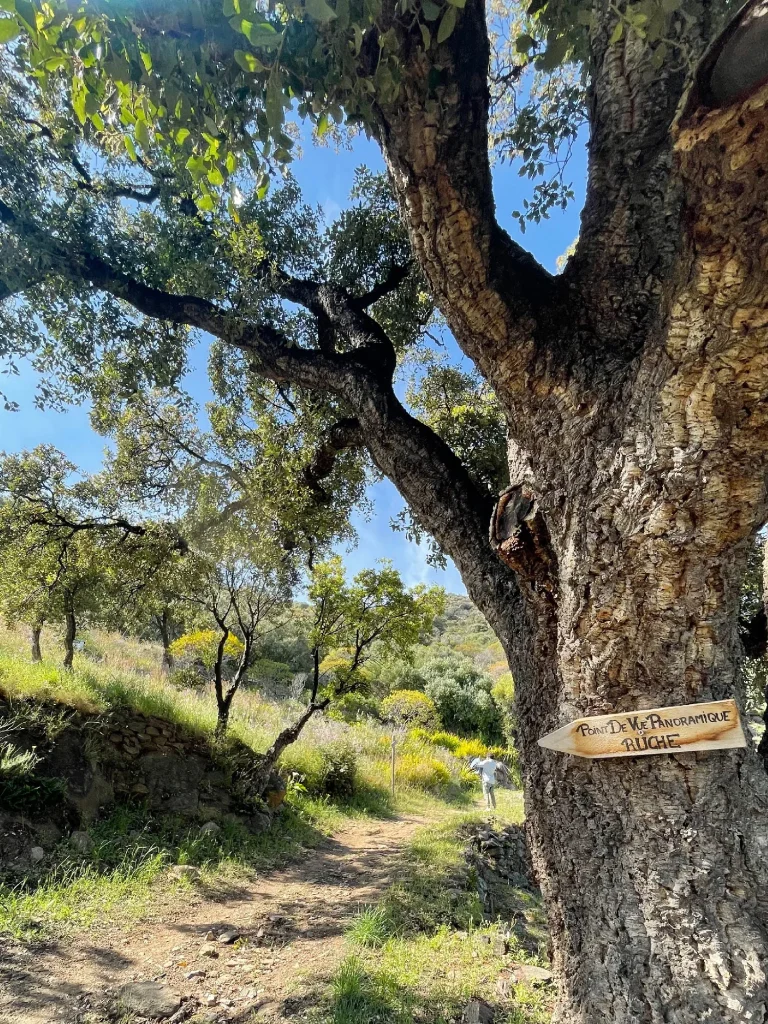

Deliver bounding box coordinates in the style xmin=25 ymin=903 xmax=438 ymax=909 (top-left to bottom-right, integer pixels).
xmin=62 ymin=598 xmax=76 ymax=671
xmin=30 ymin=621 xmax=42 ymax=663
xmin=498 ymin=567 xmax=768 ymax=1024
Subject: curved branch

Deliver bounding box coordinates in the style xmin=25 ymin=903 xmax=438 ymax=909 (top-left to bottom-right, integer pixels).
xmin=302 ymin=418 xmax=364 ymax=505
xmin=353 ymin=263 xmax=412 ymax=309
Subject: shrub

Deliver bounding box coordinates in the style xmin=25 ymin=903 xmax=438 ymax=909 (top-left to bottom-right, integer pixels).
xmin=423 ymin=655 xmax=504 ymax=742
xmin=394 ymin=753 xmax=450 ymax=792
xmin=0 ymin=741 xmax=63 ymax=811
xmin=380 ymin=690 xmax=439 ymax=730
xmin=318 ymin=744 xmax=357 ymax=799
xmin=328 ymin=691 xmax=381 ymax=723
xmin=168 ymin=630 xmax=245 ymax=670
xmin=459 ymin=765 xmax=480 ymax=790
xmin=278 ymin=743 xmax=358 ymax=799
xmin=169 ymin=665 xmax=206 ymax=690
xmin=453 ymin=737 xmax=487 ymax=760
xmin=427 ymin=730 xmax=461 ymax=752
xmin=249 ymin=659 xmax=294 ymax=684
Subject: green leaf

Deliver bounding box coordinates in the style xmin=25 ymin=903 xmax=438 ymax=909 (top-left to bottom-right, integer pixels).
xmin=123 ymin=135 xmax=137 ymax=162
xmin=421 ymin=0 xmax=440 ymax=21
xmin=246 ymin=23 xmax=282 ymax=48
xmin=0 ymin=16 xmax=20 ymax=42
xmin=234 ymin=48 xmax=266 ymax=72
xmin=135 ymin=117 xmax=151 ymax=150
xmin=609 ymin=20 xmax=623 ymax=44
xmin=0 ymin=1 xmax=16 ymax=12
xmin=515 ymin=33 xmax=535 ymax=53
xmin=436 ymin=4 xmax=456 ymax=43
xmin=536 ymin=34 xmax=568 ymax=70
xmin=13 ymin=0 xmax=33 ymax=30
xmin=225 ymin=150 xmax=238 ymax=173
xmin=265 ymin=75 xmax=284 ymax=130
xmin=305 ymin=0 xmax=337 ymax=23
xmin=207 ymin=166 xmax=225 ymax=186
xmin=446 ymin=0 xmax=465 ymax=8
xmin=72 ymin=80 xmax=87 ymax=124
xmin=197 ymin=193 xmax=215 ymax=212
xmin=185 ymin=153 xmax=207 ymax=179
xmin=317 ymin=111 xmax=330 ymax=137
xmin=174 ymin=127 xmax=190 ymax=144
xmin=419 ymin=22 xmax=430 ymax=49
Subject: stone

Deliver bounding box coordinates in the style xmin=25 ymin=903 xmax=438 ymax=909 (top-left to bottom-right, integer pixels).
xmin=199 ymin=943 xmax=219 ymax=958
xmin=170 ymin=864 xmax=200 ymax=881
xmin=497 ymin=964 xmax=553 ymax=998
xmin=139 ymin=752 xmax=206 ymax=815
xmin=217 ymin=929 xmax=240 ymax=945
xmin=511 ymin=964 xmax=552 ymax=985
xmin=116 ymin=981 xmax=181 ymax=1019
xmin=132 ymin=783 xmax=150 ymax=795
xmin=203 ymin=994 xmax=218 ymax=1006
xmin=69 ymin=831 xmax=94 ymax=855
xmin=185 ymin=970 xmax=206 ymax=980
xmin=205 ymin=930 xmax=216 ymax=941
xmin=30 ymin=846 xmax=45 ymax=863
xmin=199 ymin=821 xmax=221 ymax=836
xmin=493 ymin=935 xmax=509 ymax=957
xmin=462 ymin=998 xmax=494 ymax=1024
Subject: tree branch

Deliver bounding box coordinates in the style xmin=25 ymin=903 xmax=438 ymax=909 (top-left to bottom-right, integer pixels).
xmin=302 ymin=418 xmax=364 ymax=505
xmin=352 ymin=263 xmax=412 ymax=309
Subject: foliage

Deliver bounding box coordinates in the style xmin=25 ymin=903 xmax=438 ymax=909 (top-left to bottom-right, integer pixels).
xmin=0 ymin=738 xmax=62 ymax=811
xmin=491 ymin=671 xmax=517 ymax=745
xmin=380 ymin=689 xmax=439 ymax=730
xmin=393 ymin=753 xmax=450 ymax=793
xmin=168 ymin=629 xmax=245 ymax=670
xmin=420 ymin=651 xmax=504 ymax=743
xmin=317 ymin=743 xmax=358 ymax=799
xmin=308 ymin=557 xmax=444 ymax=704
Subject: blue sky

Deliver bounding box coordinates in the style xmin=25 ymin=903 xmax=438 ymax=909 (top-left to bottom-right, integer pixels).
xmin=0 ymin=123 xmax=587 ymax=596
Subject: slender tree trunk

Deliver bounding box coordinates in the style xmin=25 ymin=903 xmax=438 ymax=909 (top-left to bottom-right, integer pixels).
xmin=156 ymin=610 xmax=173 ymax=674
xmin=215 ymin=695 xmax=232 ymax=739
xmin=256 ymin=699 xmax=330 ymax=790
xmin=62 ymin=597 xmax=76 ymax=671
xmin=30 ymin=620 xmax=43 ymax=663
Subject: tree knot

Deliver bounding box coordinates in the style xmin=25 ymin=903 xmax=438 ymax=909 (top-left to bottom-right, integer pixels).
xmin=490 ymin=485 xmax=557 ymax=597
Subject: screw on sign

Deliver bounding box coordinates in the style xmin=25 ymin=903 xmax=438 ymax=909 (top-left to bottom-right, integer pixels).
xmin=538 ymin=699 xmax=747 ymax=759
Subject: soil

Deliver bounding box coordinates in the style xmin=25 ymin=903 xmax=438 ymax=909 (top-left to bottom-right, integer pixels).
xmin=0 ymin=814 xmax=426 ymax=1024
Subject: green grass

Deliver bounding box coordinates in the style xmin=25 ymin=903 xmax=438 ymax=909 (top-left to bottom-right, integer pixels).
xmin=314 ymin=798 xmax=552 ymax=1024
xmin=0 ymin=797 xmax=338 ymax=940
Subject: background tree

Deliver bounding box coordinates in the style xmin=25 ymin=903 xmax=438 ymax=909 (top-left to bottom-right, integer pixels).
xmin=1 ymin=1 xmax=767 ymax=1019
xmin=257 ymin=557 xmax=443 ymax=781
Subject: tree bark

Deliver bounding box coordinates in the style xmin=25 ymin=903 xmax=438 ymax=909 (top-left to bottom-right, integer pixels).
xmin=156 ymin=610 xmax=173 ymax=674
xmin=255 ymin=698 xmax=330 ymax=792
xmin=30 ymin=621 xmax=43 ymax=663
xmin=62 ymin=597 xmax=76 ymax=671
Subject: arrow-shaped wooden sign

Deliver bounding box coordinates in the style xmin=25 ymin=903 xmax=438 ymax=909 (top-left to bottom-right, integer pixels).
xmin=538 ymin=699 xmax=746 ymax=759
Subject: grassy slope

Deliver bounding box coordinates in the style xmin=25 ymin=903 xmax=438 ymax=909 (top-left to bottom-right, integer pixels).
xmin=0 ymin=623 xmax=477 ymax=940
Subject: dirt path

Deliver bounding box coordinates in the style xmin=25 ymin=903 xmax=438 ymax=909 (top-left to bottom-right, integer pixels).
xmin=0 ymin=814 xmax=426 ymax=1024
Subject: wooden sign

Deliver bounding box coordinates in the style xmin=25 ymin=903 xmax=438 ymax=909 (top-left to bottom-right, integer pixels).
xmin=538 ymin=699 xmax=746 ymax=759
